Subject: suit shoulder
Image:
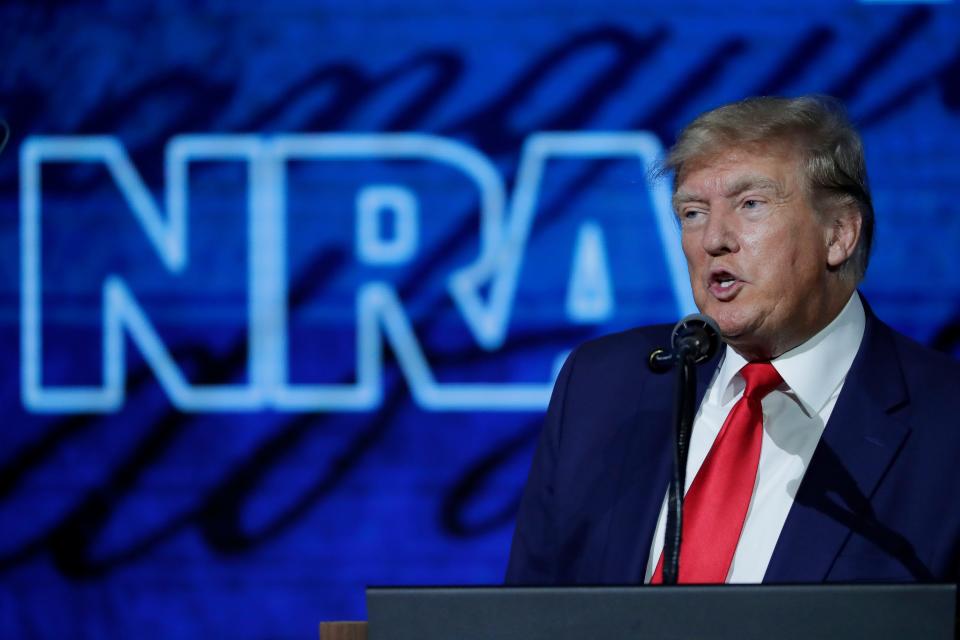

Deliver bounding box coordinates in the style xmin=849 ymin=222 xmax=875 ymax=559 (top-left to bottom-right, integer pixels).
xmin=864 ymin=310 xmax=960 ymax=421
xmin=890 ymin=328 xmax=960 ymax=394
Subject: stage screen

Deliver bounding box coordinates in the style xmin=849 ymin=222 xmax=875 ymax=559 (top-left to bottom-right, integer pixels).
xmin=1 ymin=1 xmax=959 ymax=637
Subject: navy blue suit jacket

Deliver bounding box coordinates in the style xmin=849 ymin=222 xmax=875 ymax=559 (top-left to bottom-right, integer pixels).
xmin=506 ymin=301 xmax=960 ymax=584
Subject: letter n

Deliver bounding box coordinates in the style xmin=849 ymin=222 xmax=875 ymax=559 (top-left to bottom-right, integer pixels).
xmin=20 ymin=136 xmax=267 ymax=412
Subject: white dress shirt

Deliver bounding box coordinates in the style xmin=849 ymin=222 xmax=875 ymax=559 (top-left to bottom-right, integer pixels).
xmin=644 ymin=293 xmax=866 ymax=583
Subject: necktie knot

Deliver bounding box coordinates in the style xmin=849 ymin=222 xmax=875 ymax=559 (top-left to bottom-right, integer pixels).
xmin=740 ymin=362 xmax=782 ymax=400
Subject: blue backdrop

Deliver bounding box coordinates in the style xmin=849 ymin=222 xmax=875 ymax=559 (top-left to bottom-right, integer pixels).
xmin=2 ymin=1 xmax=960 ymax=638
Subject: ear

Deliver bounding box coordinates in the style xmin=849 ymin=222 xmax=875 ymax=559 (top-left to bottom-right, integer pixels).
xmin=825 ymin=204 xmax=862 ymax=269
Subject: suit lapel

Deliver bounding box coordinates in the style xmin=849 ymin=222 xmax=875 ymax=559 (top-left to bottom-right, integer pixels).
xmin=763 ymin=306 xmax=912 ymax=582
xmin=600 ymin=348 xmax=722 ymax=582
xmin=599 ymin=400 xmax=673 ymax=582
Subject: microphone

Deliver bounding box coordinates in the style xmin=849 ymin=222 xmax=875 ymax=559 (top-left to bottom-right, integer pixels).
xmin=648 ymin=314 xmax=722 ymax=373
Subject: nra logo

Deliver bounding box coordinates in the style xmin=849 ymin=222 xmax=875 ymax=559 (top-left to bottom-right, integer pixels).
xmin=20 ymin=133 xmax=694 ymax=413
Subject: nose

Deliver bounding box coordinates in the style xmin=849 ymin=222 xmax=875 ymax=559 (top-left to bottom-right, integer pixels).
xmin=701 ymin=207 xmax=739 ymax=256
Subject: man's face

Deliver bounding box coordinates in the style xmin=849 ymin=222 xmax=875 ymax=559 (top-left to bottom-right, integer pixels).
xmin=675 ymin=144 xmax=845 ymax=359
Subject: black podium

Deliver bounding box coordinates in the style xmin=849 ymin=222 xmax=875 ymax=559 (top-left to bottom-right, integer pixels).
xmin=365 ymin=584 xmax=957 ymax=639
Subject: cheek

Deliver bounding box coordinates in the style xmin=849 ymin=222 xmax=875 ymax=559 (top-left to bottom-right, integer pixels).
xmin=681 ymin=234 xmax=702 ymax=269
xmin=742 ymin=221 xmax=807 ymax=268
xmin=738 ymin=224 xmax=775 ymax=258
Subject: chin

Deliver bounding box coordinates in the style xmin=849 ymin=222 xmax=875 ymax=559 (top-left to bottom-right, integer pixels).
xmin=695 ymin=301 xmax=732 ymax=326
xmin=701 ymin=305 xmax=753 ymax=341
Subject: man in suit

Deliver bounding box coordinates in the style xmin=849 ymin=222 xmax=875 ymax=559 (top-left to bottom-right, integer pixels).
xmin=506 ymin=95 xmax=960 ymax=584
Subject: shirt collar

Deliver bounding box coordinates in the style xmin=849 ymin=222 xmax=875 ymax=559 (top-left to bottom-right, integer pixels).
xmin=711 ymin=293 xmax=866 ymax=415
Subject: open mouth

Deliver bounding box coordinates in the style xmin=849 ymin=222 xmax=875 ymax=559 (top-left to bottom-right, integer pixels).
xmin=708 ymin=269 xmax=742 ymax=299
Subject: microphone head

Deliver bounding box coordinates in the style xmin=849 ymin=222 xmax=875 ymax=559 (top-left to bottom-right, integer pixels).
xmin=671 ymin=313 xmax=721 ymax=364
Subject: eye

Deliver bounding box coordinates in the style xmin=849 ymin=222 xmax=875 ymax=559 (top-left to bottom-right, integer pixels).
xmin=678 ymin=209 xmax=705 ymax=226
xmin=742 ymin=199 xmax=760 ymax=209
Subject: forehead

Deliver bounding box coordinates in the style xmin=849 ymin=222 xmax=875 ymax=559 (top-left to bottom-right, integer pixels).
xmin=674 ymin=144 xmax=802 ymax=200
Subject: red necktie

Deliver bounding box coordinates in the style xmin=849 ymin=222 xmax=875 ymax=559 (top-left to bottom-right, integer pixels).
xmin=651 ymin=362 xmax=783 ymax=584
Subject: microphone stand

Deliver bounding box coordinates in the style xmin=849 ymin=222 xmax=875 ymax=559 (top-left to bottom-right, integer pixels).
xmin=648 ymin=314 xmax=720 ymax=585
xmin=662 ymin=352 xmax=698 ymax=585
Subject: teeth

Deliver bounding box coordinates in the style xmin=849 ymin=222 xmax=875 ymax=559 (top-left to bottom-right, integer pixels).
xmin=719 ymin=279 xmax=735 ymax=288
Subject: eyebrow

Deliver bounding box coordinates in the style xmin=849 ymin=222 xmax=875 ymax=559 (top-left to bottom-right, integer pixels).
xmin=673 ymin=174 xmax=787 ymax=210
xmin=722 ymin=175 xmax=786 ymax=199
